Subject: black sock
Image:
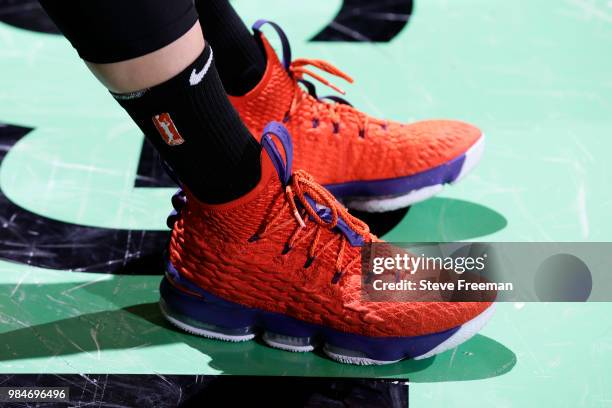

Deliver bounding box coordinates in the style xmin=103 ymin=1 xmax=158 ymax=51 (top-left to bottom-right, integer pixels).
xmin=114 ymin=44 xmax=261 ymax=204
xmin=195 ymin=0 xmax=266 ymax=96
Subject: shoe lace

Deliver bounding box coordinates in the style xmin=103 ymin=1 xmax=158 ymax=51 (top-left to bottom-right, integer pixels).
xmin=253 ymin=19 xmax=386 ymax=138
xmin=287 ymin=59 xmax=388 ymax=138
xmin=251 ymin=169 xmax=377 ymax=284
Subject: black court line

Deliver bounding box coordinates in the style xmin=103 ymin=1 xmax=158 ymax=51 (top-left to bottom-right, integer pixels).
xmin=0 ymin=374 xmax=409 ymax=407
xmin=0 ymin=123 xmax=169 ymax=274
xmin=311 ymin=0 xmax=414 ymax=42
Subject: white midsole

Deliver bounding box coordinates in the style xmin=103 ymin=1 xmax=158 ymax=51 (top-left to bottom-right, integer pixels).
xmin=161 ymin=296 xmax=495 ymax=366
xmin=323 ymin=303 xmax=495 ymax=365
xmin=414 ymin=303 xmax=496 ymax=360
xmin=160 ymin=301 xmax=255 ymax=342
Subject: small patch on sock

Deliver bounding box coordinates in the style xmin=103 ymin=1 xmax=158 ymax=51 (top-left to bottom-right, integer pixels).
xmin=152 ymin=113 xmax=185 ymax=146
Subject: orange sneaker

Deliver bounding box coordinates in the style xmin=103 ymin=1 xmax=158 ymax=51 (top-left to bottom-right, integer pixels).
xmin=161 ymin=122 xmax=494 ymax=365
xmin=229 ymin=20 xmax=484 ymax=212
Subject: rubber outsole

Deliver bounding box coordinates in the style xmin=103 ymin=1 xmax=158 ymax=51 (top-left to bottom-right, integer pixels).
xmin=159 ymin=273 xmax=494 ymax=365
xmin=328 ymin=135 xmax=485 ymax=213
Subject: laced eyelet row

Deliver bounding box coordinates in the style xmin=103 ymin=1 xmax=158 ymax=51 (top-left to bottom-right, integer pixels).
xmin=247 ymin=170 xmax=375 ymax=284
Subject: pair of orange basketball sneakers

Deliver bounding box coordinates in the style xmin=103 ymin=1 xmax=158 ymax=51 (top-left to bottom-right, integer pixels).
xmin=160 ymin=20 xmax=494 ymax=365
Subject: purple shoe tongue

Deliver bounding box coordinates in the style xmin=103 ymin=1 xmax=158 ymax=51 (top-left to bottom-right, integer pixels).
xmin=261 ymin=121 xmax=294 ymax=185
xmin=252 ymin=19 xmax=292 ymax=71
xmin=261 ymin=122 xmax=363 ymax=247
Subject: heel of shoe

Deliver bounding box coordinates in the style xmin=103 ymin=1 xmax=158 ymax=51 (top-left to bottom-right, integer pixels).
xmin=159 ymin=276 xmax=256 ymax=342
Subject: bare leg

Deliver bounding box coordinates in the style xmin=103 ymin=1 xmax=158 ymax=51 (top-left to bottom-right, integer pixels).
xmin=87 ymin=23 xmax=205 ymax=93
xmin=38 ymin=0 xmax=261 ymax=204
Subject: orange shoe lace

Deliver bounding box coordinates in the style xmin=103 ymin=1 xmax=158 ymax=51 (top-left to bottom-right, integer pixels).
xmin=286 ymin=58 xmax=387 ymax=138
xmin=251 ymin=169 xmax=378 ymax=284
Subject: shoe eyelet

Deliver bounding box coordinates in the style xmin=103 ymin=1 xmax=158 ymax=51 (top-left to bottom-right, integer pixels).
xmin=381 ymin=123 xmax=388 ymax=131
xmin=281 ymin=243 xmax=292 ymax=255
xmin=332 ymin=123 xmax=340 ymax=134
xmin=304 ymin=256 xmax=315 ymax=269
xmin=248 ymin=234 xmax=260 ymax=243
xmin=312 ymin=118 xmax=320 ymax=128
xmin=331 ymin=271 xmax=343 ymax=284
xmin=358 ymin=129 xmax=365 ymax=138
xmin=283 ymin=112 xmax=290 ymax=123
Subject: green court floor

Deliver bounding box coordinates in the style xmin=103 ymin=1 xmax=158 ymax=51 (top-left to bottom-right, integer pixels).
xmin=1 ymin=0 xmax=612 ymax=406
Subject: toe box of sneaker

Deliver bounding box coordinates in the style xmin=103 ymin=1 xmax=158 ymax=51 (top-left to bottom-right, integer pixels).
xmin=356 ymin=119 xmax=483 ymax=182
xmin=340 ymin=274 xmax=492 ymax=337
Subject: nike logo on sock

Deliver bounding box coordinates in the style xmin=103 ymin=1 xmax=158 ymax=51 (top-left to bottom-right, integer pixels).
xmin=189 ymin=48 xmax=214 ymax=86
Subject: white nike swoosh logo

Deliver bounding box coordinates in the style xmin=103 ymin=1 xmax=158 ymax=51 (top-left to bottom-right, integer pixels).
xmin=189 ymin=48 xmax=214 ymax=86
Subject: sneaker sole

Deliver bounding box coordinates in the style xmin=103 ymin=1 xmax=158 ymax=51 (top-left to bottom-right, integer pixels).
xmin=159 ymin=273 xmax=495 ymax=365
xmin=326 ymin=135 xmax=485 ymax=213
